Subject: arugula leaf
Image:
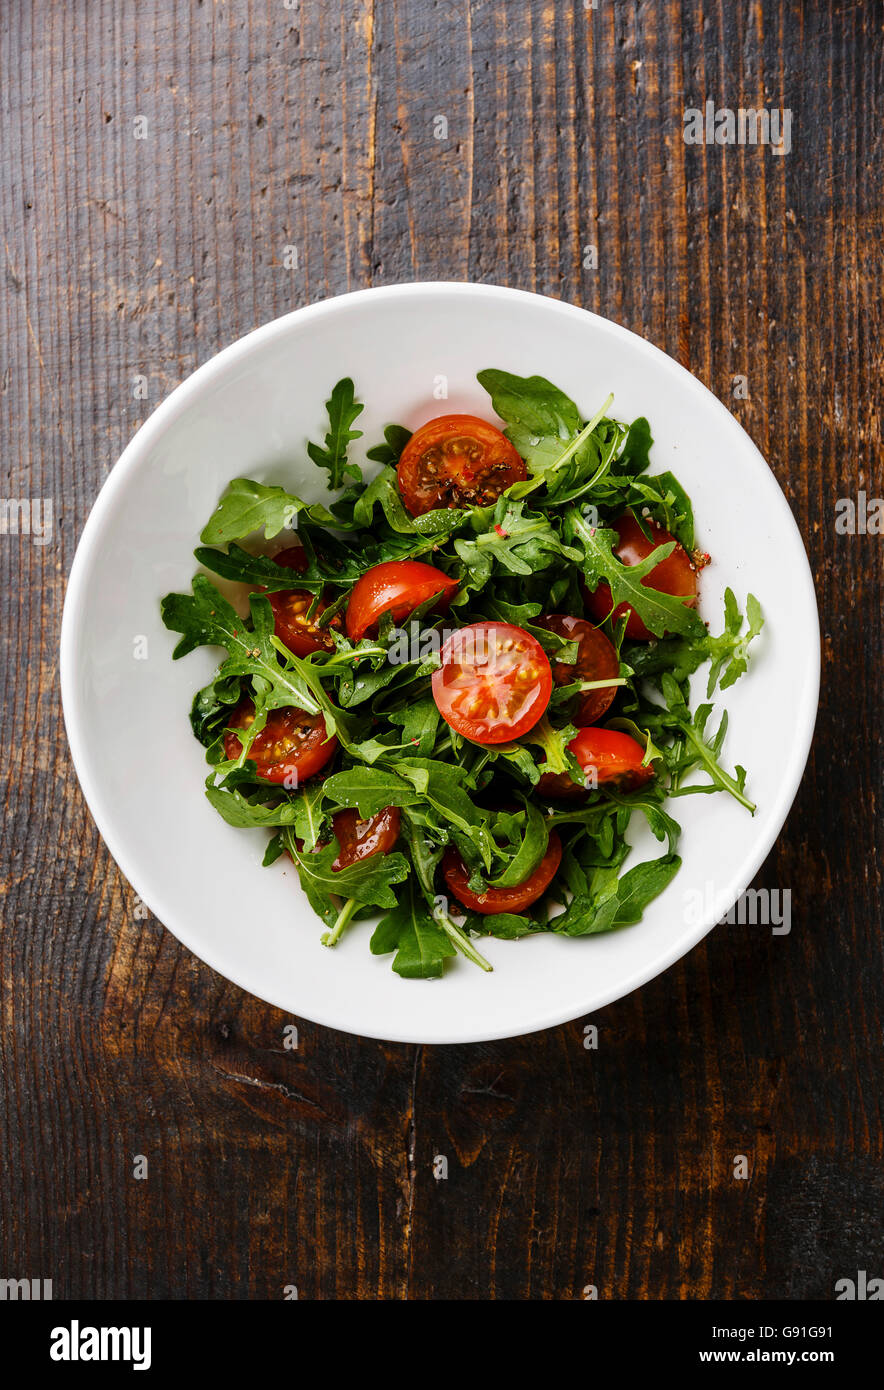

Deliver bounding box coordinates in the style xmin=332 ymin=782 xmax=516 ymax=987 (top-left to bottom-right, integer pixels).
xmin=612 ymin=416 xmax=653 ymax=477
xmin=161 ymin=577 xmax=322 ymax=719
xmin=370 ymin=880 xmax=456 ymax=978
xmin=306 ymin=378 xmax=364 ymax=490
xmin=200 ymin=478 xmax=311 ymax=545
xmin=476 ymin=369 xmax=581 ymax=470
xmin=624 ymin=589 xmax=764 ymax=695
xmin=205 ymin=782 xmax=302 ymax=829
xmin=288 ymin=838 xmax=409 ymax=911
xmin=487 ymin=802 xmax=549 ymax=888
xmin=454 ymin=498 xmax=581 ymax=586
xmin=195 ymin=542 xmax=325 ymax=593
xmin=707 ymin=590 xmax=764 ymax=693
xmin=609 ymin=854 xmax=682 ymax=926
xmin=320 ymin=766 xmax=425 ymax=817
xmin=365 ymin=423 xmax=412 ymax=466
xmin=565 ymin=506 xmax=704 ymax=639
xmin=626 ymin=471 xmax=694 ymax=547
xmin=552 ymin=854 xmax=682 ymax=935
xmin=639 ymin=675 xmax=756 ymax=812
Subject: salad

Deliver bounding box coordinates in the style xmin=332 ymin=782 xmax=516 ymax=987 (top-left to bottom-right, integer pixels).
xmin=161 ymin=371 xmax=763 ymax=979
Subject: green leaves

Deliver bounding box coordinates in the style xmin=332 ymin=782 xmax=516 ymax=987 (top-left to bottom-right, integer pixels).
xmin=454 ymin=497 xmax=581 ymax=588
xmin=565 ymin=507 xmax=705 ymax=639
xmin=306 ymin=377 xmax=365 ymax=490
xmin=706 ymin=590 xmax=765 ymax=693
xmin=161 ymin=576 xmax=320 ymax=718
xmin=476 ymin=369 xmax=582 ymax=471
xmin=200 ymin=478 xmax=316 ymax=545
xmin=624 ymin=588 xmax=764 ymax=694
xmin=365 ymin=423 xmax=412 ymax=466
xmin=551 ymin=854 xmax=682 ymax=935
xmin=370 ymin=880 xmax=456 ymax=979
xmin=320 ymin=767 xmax=424 ymax=818
xmin=637 ymin=674 xmax=756 ymax=813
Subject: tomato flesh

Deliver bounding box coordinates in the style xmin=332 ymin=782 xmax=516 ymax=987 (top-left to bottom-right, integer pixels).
xmin=432 ymin=621 xmax=552 ymax=744
xmin=538 ymin=726 xmax=654 ymax=799
xmin=266 ymin=546 xmax=340 ymax=657
xmin=223 ymin=699 xmax=338 ymax=785
xmin=582 ymin=512 xmax=699 ymax=640
xmin=345 ymin=560 xmax=459 ymax=641
xmin=332 ymin=806 xmax=401 ymax=870
xmin=442 ymin=832 xmax=562 ymax=915
xmin=397 ymin=414 xmax=527 ymax=515
xmin=536 ymin=613 xmax=620 ymax=725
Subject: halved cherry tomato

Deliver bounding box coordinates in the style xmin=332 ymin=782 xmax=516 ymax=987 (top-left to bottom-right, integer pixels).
xmin=272 ymin=545 xmax=309 ymax=574
xmin=331 ymin=806 xmax=401 ymax=870
xmin=223 ymin=699 xmax=338 ymax=785
xmin=538 ymin=726 xmax=654 ymax=799
xmin=345 ymin=559 xmax=459 ymax=641
xmin=432 ymin=621 xmax=552 ymax=744
xmin=582 ymin=512 xmax=699 ymax=641
xmin=397 ymin=414 xmax=527 ymax=515
xmin=267 ymin=546 xmax=341 ymax=657
xmin=536 ymin=614 xmax=620 ymax=725
xmin=442 ymin=832 xmax=562 ymax=915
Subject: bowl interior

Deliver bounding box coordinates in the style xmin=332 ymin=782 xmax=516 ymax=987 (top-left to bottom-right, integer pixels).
xmin=61 ymin=284 xmax=819 ymax=1043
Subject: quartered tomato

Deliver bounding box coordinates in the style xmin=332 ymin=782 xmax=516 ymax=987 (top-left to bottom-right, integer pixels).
xmin=582 ymin=512 xmax=700 ymax=640
xmin=432 ymin=621 xmax=552 ymax=744
xmin=223 ymin=699 xmax=338 ymax=785
xmin=345 ymin=559 xmax=459 ymax=641
xmin=267 ymin=546 xmax=341 ymax=657
xmin=331 ymin=806 xmax=401 ymax=870
xmin=536 ymin=613 xmax=620 ymax=726
xmin=442 ymin=832 xmax=562 ymax=915
xmin=397 ymin=414 xmax=527 ymax=515
xmin=538 ymin=726 xmax=654 ymax=799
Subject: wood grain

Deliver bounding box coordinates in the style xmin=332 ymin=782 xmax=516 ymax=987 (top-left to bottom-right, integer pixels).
xmin=1 ymin=0 xmax=881 ymax=1300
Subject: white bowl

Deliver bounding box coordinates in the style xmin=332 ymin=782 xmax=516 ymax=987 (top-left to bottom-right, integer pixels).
xmin=60 ymin=283 xmax=819 ymax=1044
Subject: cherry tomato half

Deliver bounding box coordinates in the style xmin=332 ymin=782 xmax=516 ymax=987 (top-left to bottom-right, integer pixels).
xmin=538 ymin=726 xmax=654 ymax=799
xmin=432 ymin=621 xmax=552 ymax=745
xmin=536 ymin=614 xmax=620 ymax=726
xmin=331 ymin=806 xmax=401 ymax=871
xmin=442 ymin=832 xmax=562 ymax=915
xmin=266 ymin=546 xmax=342 ymax=658
xmin=397 ymin=414 xmax=527 ymax=515
xmin=582 ymin=512 xmax=699 ymax=641
xmin=345 ymin=559 xmax=459 ymax=641
xmin=223 ymin=699 xmax=338 ymax=785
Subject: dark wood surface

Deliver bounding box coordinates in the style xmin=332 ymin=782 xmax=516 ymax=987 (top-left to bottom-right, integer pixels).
xmin=1 ymin=0 xmax=881 ymax=1300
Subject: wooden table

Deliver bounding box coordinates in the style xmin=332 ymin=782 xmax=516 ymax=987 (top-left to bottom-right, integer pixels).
xmin=2 ymin=1 xmax=881 ymax=1300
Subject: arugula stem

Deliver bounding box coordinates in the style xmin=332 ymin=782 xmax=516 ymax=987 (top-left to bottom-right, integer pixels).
xmin=513 ymin=394 xmax=614 ymax=500
xmin=321 ymin=896 xmax=359 ymax=948
xmin=436 ymin=912 xmax=493 ymax=972
xmin=575 ymin=677 xmax=627 ymax=691
xmin=680 ymin=727 xmax=756 ymax=813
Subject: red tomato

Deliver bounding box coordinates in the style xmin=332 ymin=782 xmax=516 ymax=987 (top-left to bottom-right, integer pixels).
xmin=272 ymin=545 xmax=308 ymax=573
xmin=223 ymin=699 xmax=338 ymax=785
xmin=397 ymin=414 xmax=527 ymax=515
xmin=266 ymin=547 xmax=341 ymax=657
xmin=442 ymin=833 xmax=562 ymax=915
xmin=582 ymin=512 xmax=699 ymax=640
xmin=536 ymin=614 xmax=620 ymax=725
xmin=538 ymin=726 xmax=654 ymax=799
xmin=331 ymin=806 xmax=401 ymax=870
xmin=432 ymin=621 xmax=552 ymax=744
xmin=345 ymin=559 xmax=459 ymax=641
xmin=269 ymin=589 xmax=339 ymax=657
